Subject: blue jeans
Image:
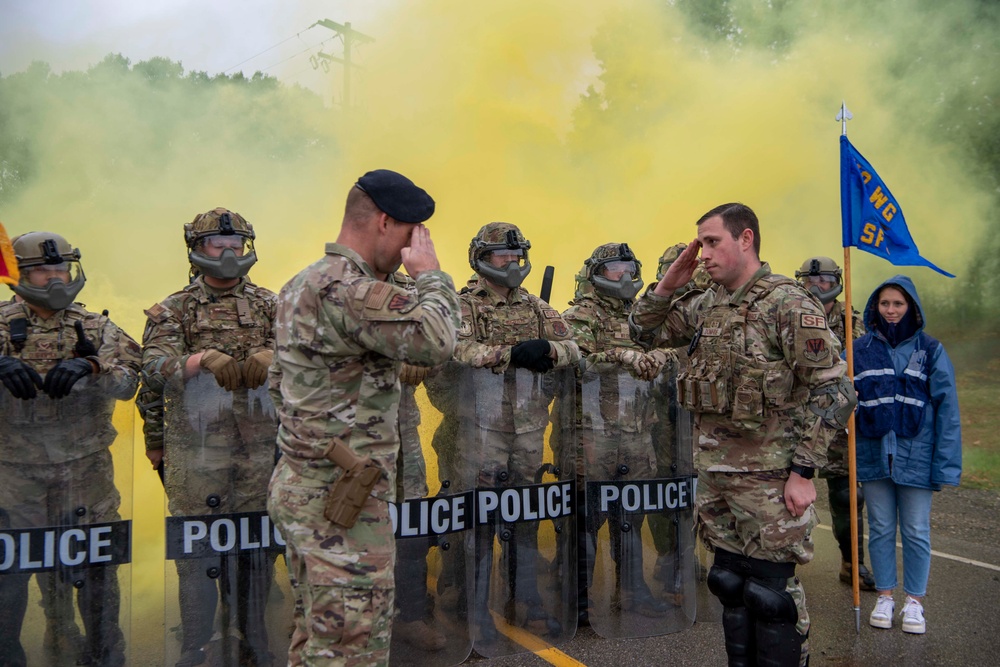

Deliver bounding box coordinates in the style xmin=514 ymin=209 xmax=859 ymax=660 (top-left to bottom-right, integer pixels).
xmin=861 ymin=479 xmax=933 ymax=597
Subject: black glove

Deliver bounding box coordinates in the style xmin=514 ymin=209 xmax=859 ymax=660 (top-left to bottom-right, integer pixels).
xmin=43 ymin=357 xmax=94 ymax=399
xmin=0 ymin=355 xmax=44 ymax=400
xmin=509 ymin=339 xmax=555 ymax=373
xmin=74 ymin=320 xmax=99 ymax=358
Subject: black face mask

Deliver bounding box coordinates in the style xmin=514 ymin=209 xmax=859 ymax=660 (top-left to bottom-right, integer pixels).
xmin=876 ymin=308 xmax=918 ymax=347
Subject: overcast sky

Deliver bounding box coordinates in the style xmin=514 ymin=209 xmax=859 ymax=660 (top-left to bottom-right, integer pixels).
xmin=0 ymin=0 xmax=395 ymax=97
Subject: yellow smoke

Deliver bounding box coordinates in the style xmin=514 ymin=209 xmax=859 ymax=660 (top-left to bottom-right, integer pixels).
xmin=1 ymin=0 xmax=993 ymax=662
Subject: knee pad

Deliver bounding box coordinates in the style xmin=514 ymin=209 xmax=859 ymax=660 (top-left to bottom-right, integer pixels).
xmin=707 ymin=566 xmax=746 ymax=607
xmin=744 ymin=577 xmax=798 ymax=623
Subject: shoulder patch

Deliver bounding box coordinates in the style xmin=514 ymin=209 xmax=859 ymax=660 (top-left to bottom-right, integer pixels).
xmin=542 ymin=308 xmax=560 ymax=320
xmin=799 ymin=313 xmax=827 ymax=329
xmin=387 ymin=293 xmax=415 ymax=312
xmin=364 ymin=282 xmax=393 ymax=311
xmin=144 ymin=303 xmax=171 ymax=323
xmin=802 ymin=338 xmax=830 ymax=362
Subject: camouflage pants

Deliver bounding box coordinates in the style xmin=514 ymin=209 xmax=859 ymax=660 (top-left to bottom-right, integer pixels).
xmin=268 ymin=459 xmax=395 ymax=667
xmin=0 ymin=451 xmax=124 ymax=666
xmin=697 ymin=469 xmax=814 ymax=635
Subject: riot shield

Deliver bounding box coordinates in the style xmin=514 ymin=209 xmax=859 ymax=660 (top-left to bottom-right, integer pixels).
xmin=452 ymin=364 xmax=576 ymax=658
xmin=388 ymin=380 xmax=474 ymax=667
xmin=162 ymin=373 xmax=289 ymax=667
xmin=580 ymin=359 xmax=697 ymax=639
xmin=0 ymin=375 xmax=134 ymax=667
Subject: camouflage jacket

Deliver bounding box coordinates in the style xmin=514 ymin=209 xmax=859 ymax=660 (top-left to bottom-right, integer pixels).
xmin=563 ymin=291 xmax=639 ymax=355
xmin=452 ymin=277 xmax=580 ymax=434
xmin=0 ymin=300 xmax=140 ymax=463
xmin=827 ymin=300 xmax=865 ymax=346
xmin=630 ymin=264 xmax=847 ymax=472
xmin=139 ymin=276 xmax=277 ymax=451
xmin=269 ymin=243 xmax=459 ymax=498
xmin=454 ymin=277 xmax=580 ymax=368
xmin=563 ymin=291 xmax=655 ymax=433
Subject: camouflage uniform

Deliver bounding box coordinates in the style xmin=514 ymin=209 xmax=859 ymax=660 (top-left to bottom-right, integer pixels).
xmin=443 ymin=223 xmax=579 ymax=641
xmin=821 ymin=302 xmax=872 ymax=582
xmin=0 ymin=297 xmax=139 ymax=666
xmin=562 ymin=243 xmax=672 ymax=618
xmin=267 ymin=243 xmax=459 ymax=667
xmin=794 ymin=256 xmax=873 ymax=587
xmin=140 ymin=272 xmax=279 ymax=666
xmin=631 ymin=263 xmax=850 ymax=666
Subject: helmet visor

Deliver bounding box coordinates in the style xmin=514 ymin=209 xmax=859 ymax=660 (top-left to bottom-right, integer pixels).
xmin=201 ymin=234 xmax=253 ymax=255
xmin=484 ymin=248 xmax=526 ymax=268
xmin=600 ymin=260 xmax=637 ymax=278
xmin=21 ymin=261 xmax=83 ymax=288
xmin=801 ymin=274 xmax=838 ymax=289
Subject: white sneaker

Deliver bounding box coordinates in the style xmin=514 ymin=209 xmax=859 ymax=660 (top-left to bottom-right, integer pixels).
xmin=901 ymin=597 xmax=926 ymax=634
xmin=869 ymin=595 xmax=894 ymax=629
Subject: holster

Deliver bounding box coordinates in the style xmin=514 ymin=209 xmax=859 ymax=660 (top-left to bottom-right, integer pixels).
xmin=323 ymin=437 xmax=382 ymax=529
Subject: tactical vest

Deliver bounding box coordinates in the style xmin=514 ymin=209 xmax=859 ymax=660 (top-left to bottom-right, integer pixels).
xmin=676 ymin=275 xmax=804 ymax=424
xmin=854 ymin=332 xmax=938 ymax=439
xmin=178 ymin=281 xmax=271 ymax=362
xmin=0 ymin=301 xmax=105 ymax=369
xmin=0 ymin=301 xmax=116 ymax=462
xmin=580 ymin=296 xmax=635 ymax=351
xmin=462 ymin=287 xmax=560 ymax=345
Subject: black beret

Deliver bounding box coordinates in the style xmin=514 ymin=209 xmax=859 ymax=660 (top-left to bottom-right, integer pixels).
xmin=355 ymin=169 xmax=435 ymax=224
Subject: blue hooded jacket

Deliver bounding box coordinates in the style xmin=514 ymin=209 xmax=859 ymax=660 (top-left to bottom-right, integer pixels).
xmin=851 ymin=275 xmax=961 ymax=490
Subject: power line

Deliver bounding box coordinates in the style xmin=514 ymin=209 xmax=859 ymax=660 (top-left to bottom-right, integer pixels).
xmin=222 ymin=26 xmax=316 ymax=73
xmin=259 ymin=37 xmax=336 ymax=73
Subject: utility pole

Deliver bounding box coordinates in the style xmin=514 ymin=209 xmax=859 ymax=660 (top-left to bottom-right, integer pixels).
xmin=310 ymin=19 xmax=374 ymax=108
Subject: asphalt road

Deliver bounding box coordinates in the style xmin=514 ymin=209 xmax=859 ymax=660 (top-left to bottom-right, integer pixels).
xmin=462 ymin=481 xmax=1000 ymax=667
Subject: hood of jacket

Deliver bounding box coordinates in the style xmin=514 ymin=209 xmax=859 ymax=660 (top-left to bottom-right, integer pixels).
xmin=863 ymin=274 xmax=925 ymax=346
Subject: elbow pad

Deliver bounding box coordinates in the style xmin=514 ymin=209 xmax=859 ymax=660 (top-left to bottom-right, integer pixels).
xmin=808 ymin=376 xmax=857 ymax=429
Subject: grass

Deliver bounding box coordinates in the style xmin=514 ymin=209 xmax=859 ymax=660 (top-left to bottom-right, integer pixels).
xmin=944 ymin=333 xmax=1000 ymax=490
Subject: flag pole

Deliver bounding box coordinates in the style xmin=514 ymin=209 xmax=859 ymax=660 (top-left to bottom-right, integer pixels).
xmin=837 ymin=100 xmax=862 ymax=633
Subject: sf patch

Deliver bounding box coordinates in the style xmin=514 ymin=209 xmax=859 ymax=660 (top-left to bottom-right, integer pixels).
xmin=802 ymin=338 xmax=830 ymax=363
xmin=799 ymin=313 xmax=827 ymax=329
xmin=388 ymin=293 xmax=414 ymax=311
xmin=551 ymin=321 xmax=569 ymax=337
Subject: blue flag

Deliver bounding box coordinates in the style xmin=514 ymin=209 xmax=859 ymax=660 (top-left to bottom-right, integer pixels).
xmin=840 ymin=135 xmax=954 ymax=278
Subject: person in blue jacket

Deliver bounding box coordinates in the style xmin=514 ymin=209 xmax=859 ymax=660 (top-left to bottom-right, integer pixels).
xmin=853 ymin=275 xmax=961 ymax=635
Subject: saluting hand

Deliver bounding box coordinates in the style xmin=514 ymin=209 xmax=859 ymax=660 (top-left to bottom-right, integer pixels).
xmin=401 ymin=224 xmax=441 ymax=278
xmin=653 ymin=239 xmax=700 ymax=296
